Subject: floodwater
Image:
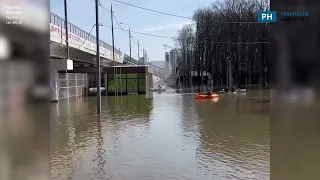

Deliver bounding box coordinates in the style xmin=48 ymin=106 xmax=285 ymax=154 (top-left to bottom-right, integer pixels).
xmin=50 ymin=90 xmax=270 ymax=180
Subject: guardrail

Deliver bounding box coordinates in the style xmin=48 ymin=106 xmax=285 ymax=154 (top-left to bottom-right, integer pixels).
xmin=124 ymin=56 xmax=139 ymax=65
xmin=50 ymin=12 xmax=122 ymax=56
xmin=50 ymin=12 xmax=165 ymax=76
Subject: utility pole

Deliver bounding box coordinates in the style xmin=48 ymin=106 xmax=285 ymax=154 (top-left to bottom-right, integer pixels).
xmin=119 ymin=48 xmax=122 ymax=100
xmin=111 ymin=3 xmax=116 ymax=99
xmin=64 ymin=0 xmax=69 ymax=59
xmin=137 ymin=40 xmax=140 ymax=63
xmin=119 ymin=22 xmax=131 ymax=63
xmin=142 ymin=48 xmax=145 ymax=64
xmin=129 ymin=28 xmax=131 ymax=62
xmin=95 ymin=0 xmax=101 ymax=113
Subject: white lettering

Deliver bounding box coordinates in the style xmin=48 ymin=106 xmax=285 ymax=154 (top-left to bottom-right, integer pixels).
xmin=6 ymin=11 xmax=22 ymax=15
xmin=6 ymin=6 xmax=22 ymax=9
xmin=266 ymin=14 xmax=272 ymax=20
xmin=6 ymin=16 xmax=18 ymax=19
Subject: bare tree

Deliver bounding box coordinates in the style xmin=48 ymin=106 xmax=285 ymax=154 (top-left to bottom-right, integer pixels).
xmin=175 ymin=25 xmax=195 ymax=87
xmin=175 ymin=0 xmax=270 ymax=89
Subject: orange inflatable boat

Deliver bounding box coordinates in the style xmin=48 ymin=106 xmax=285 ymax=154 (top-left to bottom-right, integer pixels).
xmin=194 ymin=93 xmax=219 ymax=99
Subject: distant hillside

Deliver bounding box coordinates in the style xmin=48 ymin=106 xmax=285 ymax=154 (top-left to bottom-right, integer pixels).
xmin=150 ymin=61 xmax=165 ymax=68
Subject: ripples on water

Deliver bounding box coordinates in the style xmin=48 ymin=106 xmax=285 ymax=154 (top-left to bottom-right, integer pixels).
xmin=50 ymin=91 xmax=270 ymax=180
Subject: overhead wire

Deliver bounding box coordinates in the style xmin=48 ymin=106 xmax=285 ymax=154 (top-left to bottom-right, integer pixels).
xmin=112 ymin=0 xmax=267 ymax=24
xmin=80 ymin=0 xmax=269 ymax=58
xmin=77 ymin=24 xmax=96 ymax=48
xmin=112 ymin=0 xmax=191 ymax=19
xmin=112 ymin=13 xmax=125 ymax=31
xmin=131 ymin=36 xmax=136 ymax=44
xmin=97 ymin=1 xmax=269 ymax=42
xmin=98 ymin=0 xmax=111 ymax=12
xmin=100 ymin=24 xmax=269 ymax=43
xmin=99 ymin=24 xmax=172 ymax=39
xmin=98 ymin=2 xmax=148 ymax=63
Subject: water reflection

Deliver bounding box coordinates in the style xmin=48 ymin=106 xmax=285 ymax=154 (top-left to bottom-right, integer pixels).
xmin=50 ymin=99 xmax=100 ymax=180
xmin=92 ymin=116 xmax=107 ymax=180
xmin=51 ymin=92 xmax=269 ymax=180
xmin=194 ymin=93 xmax=269 ymax=179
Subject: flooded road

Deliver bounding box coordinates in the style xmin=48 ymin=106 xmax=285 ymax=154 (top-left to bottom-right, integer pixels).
xmin=50 ymin=90 xmax=269 ymax=180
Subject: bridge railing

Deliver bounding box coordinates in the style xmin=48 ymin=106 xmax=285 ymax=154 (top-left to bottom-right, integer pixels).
xmin=124 ymin=56 xmax=139 ymax=65
xmin=50 ymin=12 xmax=163 ymax=75
xmin=50 ymin=12 xmax=122 ymax=56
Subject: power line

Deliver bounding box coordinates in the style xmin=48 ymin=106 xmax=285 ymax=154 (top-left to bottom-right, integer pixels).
xmin=98 ymin=0 xmax=126 ymax=34
xmin=100 ymin=24 xmax=269 ymax=43
xmin=131 ymin=37 xmax=137 ymax=44
xmin=99 ymin=3 xmax=110 ymax=12
xmin=98 ymin=0 xmax=123 ymax=31
xmin=100 ymin=23 xmax=173 ymax=39
xmin=132 ymin=30 xmax=173 ymax=39
xmin=77 ymin=24 xmax=96 ymax=48
xmin=112 ymin=0 xmax=266 ymax=24
xmin=112 ymin=13 xmax=125 ymax=31
xmin=112 ymin=0 xmax=191 ymax=19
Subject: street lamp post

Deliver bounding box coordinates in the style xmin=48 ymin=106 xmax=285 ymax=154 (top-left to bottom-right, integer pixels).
xmin=131 ymin=36 xmax=140 ymax=64
xmin=137 ymin=40 xmax=140 ymax=62
xmin=119 ymin=22 xmax=131 ymax=63
xmin=142 ymin=48 xmax=145 ymax=64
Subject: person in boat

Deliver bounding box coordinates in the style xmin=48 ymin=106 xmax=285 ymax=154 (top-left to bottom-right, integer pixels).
xmin=231 ymin=85 xmax=236 ymax=92
xmin=220 ymin=86 xmax=229 ymax=92
xmin=206 ymin=87 xmax=213 ymax=95
xmin=206 ymin=91 xmax=213 ymax=95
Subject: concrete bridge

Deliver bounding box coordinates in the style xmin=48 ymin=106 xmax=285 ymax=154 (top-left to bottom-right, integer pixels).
xmin=50 ymin=12 xmax=165 ymax=78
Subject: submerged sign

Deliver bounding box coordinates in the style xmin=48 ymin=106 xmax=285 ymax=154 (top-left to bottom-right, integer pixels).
xmin=257 ymin=11 xmax=310 ymax=22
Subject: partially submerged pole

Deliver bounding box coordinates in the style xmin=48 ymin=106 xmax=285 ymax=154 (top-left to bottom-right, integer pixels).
xmin=110 ymin=3 xmax=116 ymax=101
xmin=119 ymin=48 xmax=122 ymax=102
xmin=95 ymin=0 xmax=101 ymax=113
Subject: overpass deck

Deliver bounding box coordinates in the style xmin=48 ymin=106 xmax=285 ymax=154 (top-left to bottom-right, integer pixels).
xmin=50 ymin=12 xmax=165 ymax=78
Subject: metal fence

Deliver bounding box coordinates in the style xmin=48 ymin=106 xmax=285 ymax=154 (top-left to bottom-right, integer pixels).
xmin=50 ymin=12 xmax=122 ymax=56
xmin=57 ymin=73 xmax=87 ymax=99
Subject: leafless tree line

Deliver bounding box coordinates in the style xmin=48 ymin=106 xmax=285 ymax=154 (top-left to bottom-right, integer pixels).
xmin=175 ymin=0 xmax=269 ymax=89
